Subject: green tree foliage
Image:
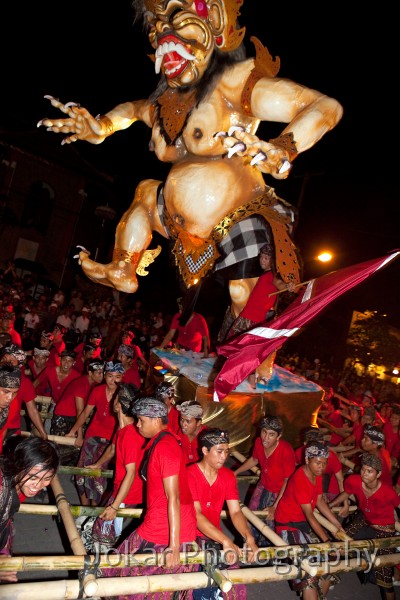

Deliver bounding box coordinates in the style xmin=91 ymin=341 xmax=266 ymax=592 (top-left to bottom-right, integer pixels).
xmin=346 ymin=312 xmax=399 ymax=368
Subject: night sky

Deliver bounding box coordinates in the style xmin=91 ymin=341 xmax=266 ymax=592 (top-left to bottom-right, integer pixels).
xmin=4 ymin=2 xmax=399 ymax=331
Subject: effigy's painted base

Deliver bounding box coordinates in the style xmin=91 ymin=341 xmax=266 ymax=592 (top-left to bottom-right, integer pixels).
xmin=151 ymin=350 xmax=324 ymax=453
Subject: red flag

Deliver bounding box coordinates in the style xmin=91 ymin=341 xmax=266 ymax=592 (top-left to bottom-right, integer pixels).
xmin=214 ymin=252 xmax=400 ymax=401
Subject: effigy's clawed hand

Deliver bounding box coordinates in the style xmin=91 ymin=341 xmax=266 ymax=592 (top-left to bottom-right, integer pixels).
xmin=214 ymin=126 xmax=292 ymax=179
xmin=37 ymin=95 xmax=106 ymax=145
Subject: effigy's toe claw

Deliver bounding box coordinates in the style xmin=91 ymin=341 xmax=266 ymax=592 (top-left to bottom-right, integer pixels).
xmin=250 ymin=151 xmax=267 ymax=166
xmin=227 ymin=125 xmax=245 ymax=137
xmin=227 ymin=142 xmax=246 ymax=158
xmin=214 ymin=131 xmax=227 ymax=138
xmin=76 ymin=245 xmax=90 ymax=255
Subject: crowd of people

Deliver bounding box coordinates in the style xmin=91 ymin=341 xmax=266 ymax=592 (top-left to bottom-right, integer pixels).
xmin=1 ymin=267 xmax=400 ymax=599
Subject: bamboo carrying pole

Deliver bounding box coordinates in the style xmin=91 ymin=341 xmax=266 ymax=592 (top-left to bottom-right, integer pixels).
xmin=34 ymin=395 xmax=52 ymax=404
xmin=4 ymin=555 xmax=400 ymax=600
xmin=50 ymin=475 xmax=98 ymax=597
xmin=2 ymin=537 xmax=400 ymax=572
xmin=20 ymin=431 xmax=77 ymax=446
xmin=58 ymin=465 xmax=114 ymax=479
xmin=240 ymin=503 xmax=317 ymax=576
xmin=17 ymin=503 xmax=269 ymax=519
xmin=231 ymin=450 xmax=260 ymax=476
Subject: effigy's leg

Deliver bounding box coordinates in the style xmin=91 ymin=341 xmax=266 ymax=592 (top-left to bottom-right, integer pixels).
xmin=78 ymin=179 xmax=165 ymax=293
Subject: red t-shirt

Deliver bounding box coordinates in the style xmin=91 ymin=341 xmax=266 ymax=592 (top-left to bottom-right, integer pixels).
xmin=85 ymin=384 xmax=117 ymax=440
xmin=240 ymin=270 xmax=277 ymax=322
xmin=275 ymin=466 xmax=323 ymax=533
xmin=6 ymin=372 xmax=37 ymax=429
xmin=167 ymin=405 xmax=180 ymax=434
xmin=170 ymin=312 xmax=209 ymax=353
xmin=54 ymin=375 xmax=93 ymax=417
xmin=177 ymin=425 xmax=207 ymax=465
xmin=46 ymin=340 xmax=66 ymax=367
xmin=36 ymin=366 xmax=81 ymax=404
xmin=295 ymin=446 xmax=342 ymax=495
xmin=187 ymin=463 xmax=239 ymax=534
xmin=252 ymin=437 xmax=296 ymax=493
xmin=344 ymin=474 xmax=399 ymax=525
xmin=113 ymin=424 xmax=146 ymax=505
xmin=122 ymin=365 xmax=141 ymax=388
xmin=383 ymin=422 xmax=400 ymax=456
xmin=137 ymin=431 xmax=196 ymax=545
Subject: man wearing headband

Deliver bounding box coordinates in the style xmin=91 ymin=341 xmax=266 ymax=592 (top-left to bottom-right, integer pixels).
xmin=0 ymin=345 xmax=47 ymax=446
xmin=73 ymin=343 xmax=96 ymax=375
xmin=0 ymin=366 xmax=21 ymax=434
xmin=26 ymin=347 xmax=50 ymax=382
xmin=295 ymin=429 xmax=349 ymax=517
xmin=156 ymin=381 xmax=180 ymax=434
xmin=33 ymin=349 xmax=80 ymax=406
xmin=67 ymin=361 xmax=122 ymax=506
xmin=74 ymin=330 xmax=103 ymax=364
xmin=187 ymin=427 xmax=258 ymax=600
xmin=50 ymin=359 xmax=105 ymax=460
xmin=177 ymin=401 xmax=207 ymax=465
xmin=117 ymin=343 xmax=150 ymax=390
xmin=275 ymin=440 xmax=345 ymax=599
xmin=233 ymin=416 xmax=295 ymax=542
xmin=330 ymin=453 xmax=400 ymax=599
xmin=102 ymin=396 xmax=197 ymax=584
xmin=87 ymin=383 xmax=145 ymax=552
xmin=46 ymin=324 xmax=66 ymax=367
xmin=360 ymin=425 xmax=392 ymax=486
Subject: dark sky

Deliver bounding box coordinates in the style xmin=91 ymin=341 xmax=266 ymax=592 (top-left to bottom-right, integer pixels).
xmin=4 ymin=2 xmax=399 ymax=328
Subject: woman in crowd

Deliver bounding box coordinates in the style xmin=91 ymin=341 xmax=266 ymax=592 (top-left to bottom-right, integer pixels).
xmin=66 ymin=361 xmax=123 ymax=506
xmin=0 ymin=437 xmax=59 ymax=582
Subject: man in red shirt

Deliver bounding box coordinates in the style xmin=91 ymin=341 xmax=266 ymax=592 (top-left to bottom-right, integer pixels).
xmin=0 ymin=344 xmax=47 ymax=448
xmin=0 ymin=366 xmax=21 ymax=448
xmin=34 ymin=349 xmax=81 ymax=406
xmin=176 ymin=400 xmax=207 ymax=465
xmin=155 ymin=381 xmax=179 ymax=434
xmin=159 ymin=298 xmax=209 ymax=357
xmin=102 ymin=396 xmax=197 ymax=596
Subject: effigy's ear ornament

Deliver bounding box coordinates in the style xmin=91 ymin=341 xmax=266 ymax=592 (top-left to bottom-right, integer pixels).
xmin=206 ymin=0 xmax=246 ymax=52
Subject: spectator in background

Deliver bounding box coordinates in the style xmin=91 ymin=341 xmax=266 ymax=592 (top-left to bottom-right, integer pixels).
xmin=52 ymin=289 xmax=65 ymax=308
xmin=23 ymin=303 xmax=40 ymax=333
xmin=48 ymin=324 xmax=67 ymax=367
xmin=56 ymin=306 xmax=73 ymax=331
xmin=0 ymin=312 xmax=21 ymax=347
xmin=75 ymin=306 xmax=91 ymax=340
xmin=40 ymin=302 xmax=59 ymax=333
xmin=75 ymin=330 xmax=102 ymax=361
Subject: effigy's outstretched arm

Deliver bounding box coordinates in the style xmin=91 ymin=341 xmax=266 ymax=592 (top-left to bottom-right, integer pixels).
xmin=38 ymin=95 xmax=152 ymax=145
xmin=218 ymin=76 xmax=343 ymax=179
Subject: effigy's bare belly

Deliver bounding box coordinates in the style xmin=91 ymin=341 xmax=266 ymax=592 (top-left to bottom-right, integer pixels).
xmin=164 ymin=156 xmax=265 ymax=239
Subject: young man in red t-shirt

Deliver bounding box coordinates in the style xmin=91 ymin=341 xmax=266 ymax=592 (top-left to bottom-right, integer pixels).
xmin=102 ymin=396 xmax=197 ymax=596
xmin=176 ymin=400 xmax=207 ymax=465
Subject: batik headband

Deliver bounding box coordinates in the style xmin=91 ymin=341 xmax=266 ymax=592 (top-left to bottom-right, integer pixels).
xmin=361 ymin=453 xmax=382 ymax=472
xmin=2 ymin=344 xmax=26 ymax=366
xmin=117 ymin=344 xmax=134 ymax=359
xmin=305 ymin=441 xmax=329 ymax=459
xmin=132 ymin=397 xmax=168 ymax=418
xmin=177 ymin=401 xmax=203 ymax=419
xmin=33 ymin=348 xmax=50 ymax=357
xmin=364 ymin=426 xmax=385 ymax=444
xmin=156 ymin=382 xmax=174 ymax=399
xmin=104 ymin=361 xmax=125 ymax=374
xmin=200 ymin=429 xmax=230 ymax=446
xmin=118 ymin=383 xmax=138 ymax=413
xmin=259 ymin=416 xmax=283 ymax=434
xmin=0 ymin=366 xmax=21 ymax=388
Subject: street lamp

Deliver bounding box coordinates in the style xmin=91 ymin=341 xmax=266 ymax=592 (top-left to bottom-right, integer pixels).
xmin=317 ymin=251 xmax=333 ymax=263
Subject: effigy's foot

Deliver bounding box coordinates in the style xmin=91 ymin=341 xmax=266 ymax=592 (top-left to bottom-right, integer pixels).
xmin=76 ymin=249 xmax=139 ymax=293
